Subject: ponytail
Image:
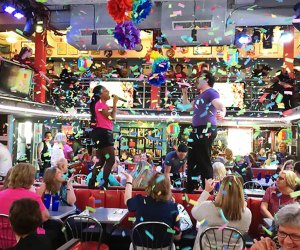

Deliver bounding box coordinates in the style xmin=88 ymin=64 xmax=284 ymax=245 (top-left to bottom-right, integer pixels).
xmin=90 ymin=85 xmax=102 ymax=127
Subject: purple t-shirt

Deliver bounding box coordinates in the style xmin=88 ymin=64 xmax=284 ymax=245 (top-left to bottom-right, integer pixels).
xmin=192 ymin=88 xmax=220 ymax=126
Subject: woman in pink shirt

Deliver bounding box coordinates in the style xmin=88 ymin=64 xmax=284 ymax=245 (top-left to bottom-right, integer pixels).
xmin=89 ymin=85 xmax=119 ymax=189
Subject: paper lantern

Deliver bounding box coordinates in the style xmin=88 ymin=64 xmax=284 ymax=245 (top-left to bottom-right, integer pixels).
xmin=167 ymin=123 xmax=180 ymax=138
xmin=78 ymin=56 xmax=93 ymax=72
xmin=278 ymin=128 xmax=292 ymax=142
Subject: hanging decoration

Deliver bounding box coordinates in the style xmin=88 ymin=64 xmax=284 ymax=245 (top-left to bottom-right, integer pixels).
xmin=78 ymin=56 xmax=93 ymax=72
xmin=131 ymin=0 xmax=152 ymax=24
xmin=107 ymin=0 xmax=153 ymax=50
xmin=167 ymin=123 xmax=180 ymax=138
xmin=107 ymin=0 xmax=132 ymax=23
xmin=147 ymin=72 xmax=166 ymax=87
xmin=278 ymin=128 xmax=292 ymax=143
xmin=114 ymin=20 xmax=141 ymax=50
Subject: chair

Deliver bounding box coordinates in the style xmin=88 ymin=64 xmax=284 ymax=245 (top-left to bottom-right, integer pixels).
xmin=243 ymin=181 xmax=263 ymax=190
xmin=73 ymin=174 xmax=88 ymax=185
xmin=199 ymin=226 xmax=245 ymax=250
xmin=0 ymin=214 xmax=16 ymax=250
xmin=131 ymin=221 xmax=174 ymax=250
xmin=63 ymin=215 xmax=108 ymax=250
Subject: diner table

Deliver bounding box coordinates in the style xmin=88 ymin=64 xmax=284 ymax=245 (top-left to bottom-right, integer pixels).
xmin=49 ymin=205 xmax=77 ymax=220
xmin=92 ymin=208 xmax=128 ymax=224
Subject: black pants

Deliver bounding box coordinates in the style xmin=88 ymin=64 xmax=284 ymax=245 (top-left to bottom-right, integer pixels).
xmin=186 ymin=125 xmax=217 ymax=193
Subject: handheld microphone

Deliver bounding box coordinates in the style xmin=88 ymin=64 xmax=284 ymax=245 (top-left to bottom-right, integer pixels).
xmin=112 ymin=94 xmax=127 ymax=102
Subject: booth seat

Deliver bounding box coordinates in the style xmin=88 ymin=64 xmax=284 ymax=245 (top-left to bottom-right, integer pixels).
xmin=74 ymin=189 xmax=263 ymax=240
xmin=252 ymin=168 xmax=276 ymax=178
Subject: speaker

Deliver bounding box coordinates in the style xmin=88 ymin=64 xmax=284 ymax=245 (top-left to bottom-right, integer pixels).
xmin=23 ymin=18 xmax=35 ymax=37
xmin=91 ymin=31 xmax=97 ymax=45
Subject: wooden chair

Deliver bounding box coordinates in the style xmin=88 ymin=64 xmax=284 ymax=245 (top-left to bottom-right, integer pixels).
xmin=131 ymin=221 xmax=174 ymax=250
xmin=63 ymin=215 xmax=108 ymax=250
xmin=0 ymin=214 xmax=16 ymax=250
xmin=199 ymin=226 xmax=245 ymax=250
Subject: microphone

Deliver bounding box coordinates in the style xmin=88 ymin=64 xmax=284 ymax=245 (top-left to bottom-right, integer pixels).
xmin=112 ymin=94 xmax=127 ymax=102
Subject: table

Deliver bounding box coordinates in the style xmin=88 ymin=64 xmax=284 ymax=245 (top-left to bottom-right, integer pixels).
xmin=49 ymin=205 xmax=77 ymax=220
xmin=253 ymin=178 xmax=275 ymax=188
xmin=244 ymin=189 xmax=265 ymax=197
xmin=92 ymin=208 xmax=128 ymax=224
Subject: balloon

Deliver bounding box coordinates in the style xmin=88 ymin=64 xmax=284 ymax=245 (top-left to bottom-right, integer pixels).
xmin=78 ymin=56 xmax=93 ymax=72
xmin=167 ymin=123 xmax=180 ymax=138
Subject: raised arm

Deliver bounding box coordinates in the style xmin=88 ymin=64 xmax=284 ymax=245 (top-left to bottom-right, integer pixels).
xmin=180 ymin=88 xmax=194 ymax=112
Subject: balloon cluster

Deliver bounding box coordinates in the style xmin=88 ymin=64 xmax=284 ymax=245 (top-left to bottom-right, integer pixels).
xmin=107 ymin=0 xmax=152 ymax=50
xmin=147 ymin=51 xmax=170 ymax=86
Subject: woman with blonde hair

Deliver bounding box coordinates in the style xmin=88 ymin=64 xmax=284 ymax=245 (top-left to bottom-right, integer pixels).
xmin=224 ymin=148 xmax=234 ymax=166
xmin=212 ymin=162 xmax=227 ymax=181
xmin=0 ymin=163 xmax=49 ymax=222
xmin=191 ymin=175 xmax=252 ymax=250
xmin=122 ymin=171 xmax=181 ymax=249
xmin=261 ymin=170 xmax=297 ymax=219
xmin=37 ymin=167 xmax=76 ymax=206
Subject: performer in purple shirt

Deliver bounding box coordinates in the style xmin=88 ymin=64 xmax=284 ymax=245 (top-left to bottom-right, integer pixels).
xmin=182 ymin=70 xmax=226 ymax=193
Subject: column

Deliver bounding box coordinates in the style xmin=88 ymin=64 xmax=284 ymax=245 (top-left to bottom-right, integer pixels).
xmin=34 ymin=32 xmax=47 ymax=103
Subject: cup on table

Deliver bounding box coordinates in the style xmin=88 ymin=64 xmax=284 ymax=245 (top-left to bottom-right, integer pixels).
xmin=257 ymin=172 xmax=262 ymax=180
xmin=43 ymin=194 xmax=51 ymax=209
xmin=51 ymin=195 xmax=60 ymax=211
xmin=265 ymin=175 xmax=270 ymax=183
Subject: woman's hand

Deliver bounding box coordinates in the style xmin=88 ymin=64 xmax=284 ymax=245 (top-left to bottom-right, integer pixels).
xmin=204 ymin=179 xmax=215 ymax=193
xmin=121 ymin=171 xmax=133 ymax=183
xmin=251 ymin=237 xmax=276 ymax=250
xmin=113 ymin=95 xmax=119 ymax=104
xmin=216 ymin=110 xmax=225 ymax=120
xmin=67 ymin=174 xmax=74 ymax=186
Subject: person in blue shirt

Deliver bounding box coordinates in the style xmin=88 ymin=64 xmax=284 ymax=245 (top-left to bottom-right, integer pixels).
xmin=163 ymin=144 xmax=188 ymax=185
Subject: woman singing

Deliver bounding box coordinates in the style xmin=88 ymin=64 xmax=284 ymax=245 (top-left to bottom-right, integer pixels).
xmin=89 ymin=85 xmax=119 ymax=189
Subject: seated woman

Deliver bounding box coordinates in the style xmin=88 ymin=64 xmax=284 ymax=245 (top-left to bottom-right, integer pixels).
xmin=212 ymin=162 xmax=227 ymax=181
xmin=261 ymin=170 xmax=297 ymax=219
xmin=8 ymin=199 xmax=52 ymax=250
xmin=282 ymin=159 xmax=295 ymax=171
xmin=131 ymin=160 xmax=154 ymax=189
xmin=87 ymin=156 xmax=121 ymax=188
xmin=191 ymin=175 xmax=252 ymax=250
xmin=122 ymin=171 xmax=181 ymax=249
xmin=294 ymin=161 xmax=300 ymax=178
xmin=36 ymin=167 xmax=76 ymax=206
xmin=0 ymin=163 xmax=49 ymax=222
xmin=252 ymin=203 xmax=300 ymax=250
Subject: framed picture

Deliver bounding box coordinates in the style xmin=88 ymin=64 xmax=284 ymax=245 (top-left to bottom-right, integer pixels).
xmin=193 ymin=46 xmax=212 ymax=55
xmin=91 ymin=50 xmax=101 ymax=55
xmin=21 ymin=41 xmax=35 ymax=55
xmin=57 ymin=42 xmax=67 ymax=55
xmin=80 ymin=50 xmax=89 ymax=55
xmin=68 ymin=45 xmax=78 ymax=55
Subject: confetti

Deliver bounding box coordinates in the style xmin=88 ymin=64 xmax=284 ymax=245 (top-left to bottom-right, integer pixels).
xmin=262 ymin=226 xmax=273 ymax=236
xmin=85 ymin=206 xmax=96 ymax=213
xmin=145 ymin=230 xmax=154 ymax=240
xmin=290 ymin=191 xmax=300 ymax=198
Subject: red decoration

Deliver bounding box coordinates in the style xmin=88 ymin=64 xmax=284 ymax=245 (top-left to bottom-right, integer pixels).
xmin=107 ymin=0 xmax=133 ymax=23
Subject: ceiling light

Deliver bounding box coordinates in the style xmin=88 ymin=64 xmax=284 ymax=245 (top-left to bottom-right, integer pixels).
xmin=13 ymin=11 xmax=24 ymax=19
xmin=35 ymin=21 xmax=44 ymax=33
xmin=279 ymin=31 xmax=293 ymax=43
xmin=6 ymin=37 xmax=17 ymax=43
xmin=238 ymin=34 xmax=251 ymax=45
xmin=91 ymin=31 xmax=97 ymax=45
xmin=191 ymin=28 xmax=197 ymax=42
xmin=3 ymin=6 xmax=15 ymax=14
xmin=23 ymin=17 xmax=35 ymax=37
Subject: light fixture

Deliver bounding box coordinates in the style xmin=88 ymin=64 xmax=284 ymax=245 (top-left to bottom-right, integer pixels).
xmin=293 ymin=2 xmax=300 ymax=31
xmin=35 ymin=20 xmax=44 ymax=33
xmin=6 ymin=36 xmax=17 ymax=43
xmin=13 ymin=11 xmax=24 ymax=19
xmin=279 ymin=31 xmax=293 ymax=43
xmin=23 ymin=17 xmax=35 ymax=37
xmin=191 ymin=0 xmax=197 ymax=42
xmin=235 ymin=31 xmax=252 ymax=48
xmin=91 ymin=5 xmax=97 ymax=45
xmin=3 ymin=5 xmax=15 ymax=14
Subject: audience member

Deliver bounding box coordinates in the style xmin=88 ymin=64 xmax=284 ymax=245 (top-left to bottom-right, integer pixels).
xmin=163 ymin=143 xmax=188 ymax=184
xmin=36 ymin=167 xmax=76 ymax=206
xmin=122 ymin=171 xmax=181 ymax=249
xmin=1 ymin=168 xmax=12 ymax=190
xmin=261 ymin=170 xmax=297 ymax=219
xmin=294 ymin=161 xmax=300 ymax=178
xmin=51 ymin=133 xmax=67 ymax=167
xmin=282 ymin=159 xmax=295 ymax=171
xmin=249 ymin=152 xmax=259 ymax=168
xmin=224 ymin=148 xmax=234 ymax=166
xmin=211 ymin=149 xmax=225 ymax=164
xmin=175 ymin=64 xmax=187 ymax=79
xmin=0 ymin=143 xmax=12 ymax=181
xmin=7 ymin=199 xmax=52 ymax=250
xmin=212 ymin=162 xmax=227 ymax=181
xmin=276 ymin=142 xmax=288 ymax=165
xmin=251 ymin=203 xmax=300 ymax=250
xmin=233 ymin=155 xmax=253 ymax=182
xmin=0 ymin=163 xmax=49 ymax=222
xmin=191 ymin=175 xmax=252 ymax=250
xmin=37 ymin=132 xmax=52 ymax=176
